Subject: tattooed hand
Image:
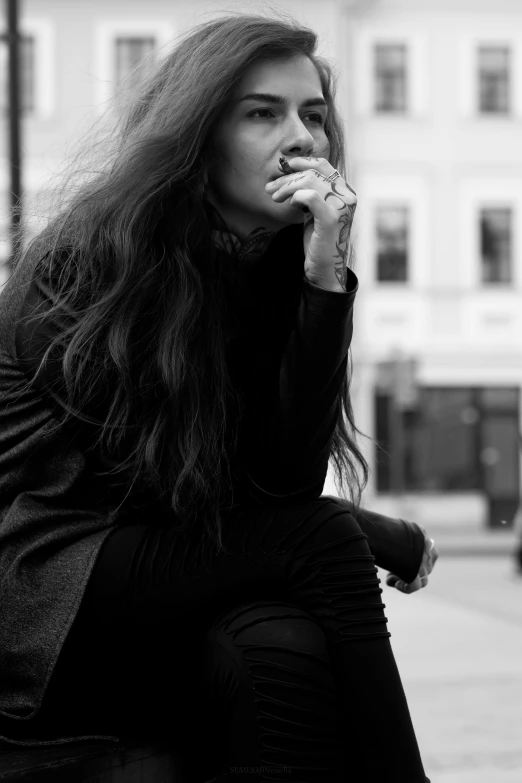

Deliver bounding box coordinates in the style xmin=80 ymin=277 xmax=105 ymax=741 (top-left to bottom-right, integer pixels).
xmin=265 ymin=156 xmax=357 ymax=292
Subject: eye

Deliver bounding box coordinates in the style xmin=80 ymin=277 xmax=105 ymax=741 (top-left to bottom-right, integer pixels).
xmin=248 ymin=108 xmax=275 ymax=119
xmin=247 ymin=109 xmax=325 ymax=125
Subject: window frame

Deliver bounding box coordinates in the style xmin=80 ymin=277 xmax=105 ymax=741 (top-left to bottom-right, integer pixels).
xmin=373 ymin=42 xmax=408 ymax=114
xmin=375 ymin=203 xmax=410 ymax=283
xmin=355 ymin=173 xmax=430 ymax=289
xmin=458 ymin=178 xmax=522 ymax=289
xmin=1 ymin=17 xmax=56 ymax=120
xmin=479 ymin=205 xmax=513 ymax=285
xmin=459 ymin=33 xmax=522 ymax=119
xmin=477 ymin=44 xmax=511 ymax=115
xmin=353 ymin=27 xmax=429 ymax=119
xmin=93 ymin=20 xmax=175 ymax=110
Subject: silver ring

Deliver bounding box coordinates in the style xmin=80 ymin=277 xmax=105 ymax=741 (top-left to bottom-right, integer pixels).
xmin=429 ymin=538 xmax=435 ymax=551
xmin=325 ymin=169 xmax=341 ymax=182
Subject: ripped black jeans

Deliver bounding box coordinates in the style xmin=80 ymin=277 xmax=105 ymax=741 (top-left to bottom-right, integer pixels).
xmin=38 ymin=497 xmax=430 ymax=783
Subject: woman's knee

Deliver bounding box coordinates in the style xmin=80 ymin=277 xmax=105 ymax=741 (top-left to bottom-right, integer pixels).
xmin=193 ymin=601 xmax=344 ymax=773
xmin=199 ymin=600 xmax=338 ymax=697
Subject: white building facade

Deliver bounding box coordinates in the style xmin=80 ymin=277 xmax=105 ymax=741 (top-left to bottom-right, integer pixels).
xmin=334 ymin=0 xmax=522 ymax=531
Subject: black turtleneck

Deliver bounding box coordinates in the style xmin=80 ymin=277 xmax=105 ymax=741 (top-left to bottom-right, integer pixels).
xmin=211 ymin=222 xmax=358 ymax=506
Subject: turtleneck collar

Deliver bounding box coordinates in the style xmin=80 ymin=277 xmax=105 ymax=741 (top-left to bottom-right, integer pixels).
xmin=203 ymin=198 xmax=278 ymax=264
xmin=211 ymin=226 xmax=277 ymax=265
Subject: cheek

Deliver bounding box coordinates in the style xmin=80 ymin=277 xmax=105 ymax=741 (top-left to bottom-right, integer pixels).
xmin=319 ymin=135 xmax=331 ymax=160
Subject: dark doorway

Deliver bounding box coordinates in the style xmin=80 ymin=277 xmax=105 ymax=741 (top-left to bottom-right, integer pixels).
xmin=374 ymin=385 xmax=520 ymax=528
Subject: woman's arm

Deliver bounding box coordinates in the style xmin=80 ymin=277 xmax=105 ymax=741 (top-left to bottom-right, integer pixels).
xmin=241 ymin=265 xmax=425 ymax=585
xmin=245 ymin=270 xmax=358 ymax=503
xmin=323 ymin=497 xmax=425 ymax=585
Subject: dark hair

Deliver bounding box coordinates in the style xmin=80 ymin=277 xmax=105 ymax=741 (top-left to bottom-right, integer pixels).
xmin=13 ymin=10 xmax=369 ymax=565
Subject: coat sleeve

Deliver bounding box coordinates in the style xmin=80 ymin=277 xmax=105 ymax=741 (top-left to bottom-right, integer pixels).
xmin=323 ymin=497 xmax=426 ymax=584
xmin=244 ymin=271 xmax=358 ymax=505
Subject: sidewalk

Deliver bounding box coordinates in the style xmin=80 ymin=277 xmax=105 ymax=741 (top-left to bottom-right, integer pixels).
xmin=431 ymin=527 xmax=519 ymax=557
xmin=381 ymin=557 xmax=522 ymax=782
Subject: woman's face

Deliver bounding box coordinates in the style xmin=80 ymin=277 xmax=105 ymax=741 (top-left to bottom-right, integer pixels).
xmin=206 ymin=54 xmax=331 ymax=238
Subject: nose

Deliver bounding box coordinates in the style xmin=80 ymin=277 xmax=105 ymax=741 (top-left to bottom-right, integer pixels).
xmin=280 ymin=113 xmax=315 ymax=158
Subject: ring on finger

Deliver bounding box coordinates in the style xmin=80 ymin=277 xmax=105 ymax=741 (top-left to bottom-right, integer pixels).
xmin=325 ymin=169 xmax=341 ymax=182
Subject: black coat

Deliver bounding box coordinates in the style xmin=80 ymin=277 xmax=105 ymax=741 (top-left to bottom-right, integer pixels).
xmin=0 ymin=225 xmax=423 ymax=733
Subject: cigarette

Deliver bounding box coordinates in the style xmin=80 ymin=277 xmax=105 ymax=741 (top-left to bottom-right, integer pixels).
xmin=279 ymin=156 xmax=293 ymax=175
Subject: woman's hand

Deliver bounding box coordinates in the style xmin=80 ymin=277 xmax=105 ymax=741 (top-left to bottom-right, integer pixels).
xmin=386 ymin=529 xmax=440 ymax=594
xmin=265 ymin=157 xmax=357 ymax=292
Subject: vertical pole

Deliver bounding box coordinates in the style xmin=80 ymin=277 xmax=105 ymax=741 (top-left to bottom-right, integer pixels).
xmin=6 ymin=0 xmax=22 ymax=272
xmin=388 ymin=392 xmax=405 ymax=495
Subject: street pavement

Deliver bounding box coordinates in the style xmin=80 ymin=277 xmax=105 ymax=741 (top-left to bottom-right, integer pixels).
xmin=378 ymin=555 xmax=522 ymax=782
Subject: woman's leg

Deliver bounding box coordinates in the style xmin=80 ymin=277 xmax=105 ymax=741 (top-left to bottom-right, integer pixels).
xmin=192 ymin=600 xmax=345 ymax=781
xmin=33 ymin=593 xmax=345 ymax=781
xmin=76 ymin=496 xmax=429 ymax=782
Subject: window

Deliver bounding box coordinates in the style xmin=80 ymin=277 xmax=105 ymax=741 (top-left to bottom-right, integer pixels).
xmin=114 ymin=37 xmax=156 ymax=89
xmin=0 ymin=35 xmax=35 ymax=116
xmin=376 ymin=206 xmax=409 ymax=282
xmin=480 ymin=207 xmax=512 ymax=283
xmin=375 ymin=387 xmax=520 ymax=493
xmin=374 ymin=43 xmax=407 ymax=113
xmin=95 ymin=22 xmax=174 ymax=109
xmin=375 ymin=388 xmax=481 ymax=492
xmin=478 ymin=45 xmax=510 ymax=114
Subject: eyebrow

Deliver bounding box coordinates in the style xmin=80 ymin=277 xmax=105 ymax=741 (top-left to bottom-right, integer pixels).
xmin=238 ymin=92 xmax=328 ymax=109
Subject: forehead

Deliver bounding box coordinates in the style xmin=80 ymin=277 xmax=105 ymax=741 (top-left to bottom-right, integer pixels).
xmin=233 ymin=54 xmax=324 ymax=99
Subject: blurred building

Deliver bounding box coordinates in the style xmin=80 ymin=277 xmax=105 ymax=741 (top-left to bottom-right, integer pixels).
xmin=338 ymin=0 xmax=522 ymax=532
xmin=1 ymin=0 xmax=521 ymax=529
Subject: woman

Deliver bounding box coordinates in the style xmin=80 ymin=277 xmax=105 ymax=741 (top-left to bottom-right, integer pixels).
xmin=0 ymin=13 xmax=436 ymax=782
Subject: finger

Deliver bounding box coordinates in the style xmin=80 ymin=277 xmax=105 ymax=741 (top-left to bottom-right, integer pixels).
xmin=287 ymin=158 xmax=357 ymax=201
xmin=287 ymin=189 xmax=338 ymax=225
xmin=394 ymin=580 xmax=416 ymax=593
xmin=265 ymin=171 xmax=313 ymax=191
xmin=398 ymin=572 xmax=431 ymax=594
xmin=425 ymin=546 xmax=439 ymax=575
xmin=270 ymin=170 xmax=328 ymax=199
xmin=279 ymin=156 xmax=329 ymax=174
xmin=273 ymin=171 xmax=355 ymax=204
xmin=269 ymin=170 xmax=357 ymax=223
xmin=273 ymin=179 xmax=354 ymax=224
xmin=275 ymin=159 xmax=356 ymax=204
xmin=400 ymin=578 xmax=422 ymax=594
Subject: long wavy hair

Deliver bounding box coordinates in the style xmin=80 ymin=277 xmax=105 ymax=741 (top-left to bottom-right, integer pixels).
xmin=13 ymin=10 xmax=369 ymax=564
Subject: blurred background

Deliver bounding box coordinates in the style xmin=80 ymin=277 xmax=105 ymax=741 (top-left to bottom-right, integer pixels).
xmin=1 ymin=0 xmax=522 ymax=780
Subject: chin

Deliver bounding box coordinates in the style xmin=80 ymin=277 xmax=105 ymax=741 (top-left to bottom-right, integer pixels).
xmin=269 ymin=204 xmax=305 ymax=228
